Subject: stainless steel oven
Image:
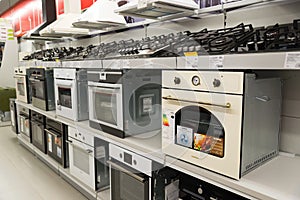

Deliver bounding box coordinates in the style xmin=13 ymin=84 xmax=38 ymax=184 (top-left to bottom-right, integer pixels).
xmin=31 ymin=110 xmax=46 ymax=153
xmin=54 ymin=68 xmax=88 ymax=121
xmin=108 ymin=144 xmax=153 ymax=200
xmin=17 ymin=105 xmax=31 ymax=143
xmin=162 ymin=70 xmax=282 ymax=179
xmin=28 ymin=68 xmax=55 ymax=111
xmin=108 ymin=144 xmax=173 ymax=200
xmin=88 ymin=69 xmax=161 ymax=138
xmin=14 ymin=67 xmax=31 ymax=103
xmin=67 ymin=126 xmax=95 ymax=190
xmin=45 ymin=117 xmax=68 ymax=168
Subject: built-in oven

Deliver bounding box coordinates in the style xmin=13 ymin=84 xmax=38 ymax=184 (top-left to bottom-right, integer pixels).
xmin=17 ymin=105 xmax=31 ymax=142
xmin=14 ymin=67 xmax=31 ymax=103
xmin=45 ymin=117 xmax=68 ymax=168
xmin=162 ymin=70 xmax=282 ymax=180
xmin=31 ymin=110 xmax=46 ymax=153
xmin=28 ymin=68 xmax=55 ymax=111
xmin=10 ymin=98 xmax=18 ymax=133
xmin=67 ymin=126 xmax=95 ymax=190
xmin=54 ymin=68 xmax=88 ymax=121
xmin=88 ymin=69 xmax=161 ymax=138
xmin=108 ymin=144 xmax=174 ymax=200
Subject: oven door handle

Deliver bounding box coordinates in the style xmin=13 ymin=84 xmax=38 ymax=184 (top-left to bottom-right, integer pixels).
xmin=45 ymin=129 xmax=61 ymax=137
xmin=162 ymin=96 xmax=231 ymax=109
xmin=65 ymin=139 xmax=73 ymax=145
xmin=29 ymin=78 xmax=42 ymax=82
xmin=13 ymin=75 xmax=25 ymax=79
xmin=107 ymin=160 xmax=146 ymax=183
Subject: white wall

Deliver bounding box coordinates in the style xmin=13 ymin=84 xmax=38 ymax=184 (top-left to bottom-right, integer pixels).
xmin=0 ymin=38 xmax=18 ymax=88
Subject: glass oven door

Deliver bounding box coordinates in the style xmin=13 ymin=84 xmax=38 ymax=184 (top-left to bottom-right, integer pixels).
xmin=88 ymin=82 xmax=123 ymax=130
xmin=30 ymin=78 xmax=46 ymax=100
xmin=31 ymin=120 xmax=46 ymax=153
xmin=19 ymin=114 xmax=30 ymax=139
xmin=14 ymin=75 xmax=28 ymax=102
xmin=68 ymin=138 xmax=95 ymax=189
xmin=108 ymin=160 xmax=149 ymax=200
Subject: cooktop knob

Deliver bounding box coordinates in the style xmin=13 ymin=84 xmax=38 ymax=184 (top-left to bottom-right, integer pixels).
xmin=174 ymin=77 xmax=181 ymax=85
xmin=213 ymin=79 xmax=221 ymax=87
xmin=197 ymin=187 xmax=203 ymax=194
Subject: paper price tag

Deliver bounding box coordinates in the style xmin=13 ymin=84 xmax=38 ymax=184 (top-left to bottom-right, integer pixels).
xmin=209 ymin=55 xmax=224 ymax=69
xmin=184 ymin=52 xmax=199 ymax=69
xmin=284 ymin=53 xmax=300 ymax=69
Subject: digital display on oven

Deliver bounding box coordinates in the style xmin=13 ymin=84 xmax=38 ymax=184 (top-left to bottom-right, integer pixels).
xmin=124 ymin=152 xmax=132 ymax=165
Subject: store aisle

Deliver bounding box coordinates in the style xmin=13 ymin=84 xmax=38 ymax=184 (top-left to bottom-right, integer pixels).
xmin=0 ymin=126 xmax=88 ymax=200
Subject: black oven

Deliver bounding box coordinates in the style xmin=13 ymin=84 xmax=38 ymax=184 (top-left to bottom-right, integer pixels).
xmin=45 ymin=117 xmax=68 ymax=168
xmin=31 ymin=110 xmax=46 ymax=153
xmin=28 ymin=68 xmax=55 ymax=111
xmin=18 ymin=105 xmax=31 ymax=143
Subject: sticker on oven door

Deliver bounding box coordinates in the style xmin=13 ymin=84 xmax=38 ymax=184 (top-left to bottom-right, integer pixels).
xmin=48 ymin=133 xmax=52 ymax=153
xmin=176 ymin=126 xmax=193 ymax=148
xmin=57 ymin=147 xmax=61 ymax=158
xmin=162 ymin=111 xmax=175 ymax=145
xmin=142 ymin=97 xmax=153 ymax=113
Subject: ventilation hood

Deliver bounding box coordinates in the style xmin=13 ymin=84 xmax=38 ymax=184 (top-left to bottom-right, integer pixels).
xmin=72 ymin=0 xmax=126 ymax=30
xmin=39 ymin=0 xmax=90 ymax=37
xmin=22 ymin=0 xmax=57 ymax=40
xmin=115 ymin=0 xmax=199 ymax=20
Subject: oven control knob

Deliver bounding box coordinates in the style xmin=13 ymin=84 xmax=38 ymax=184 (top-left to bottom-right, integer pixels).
xmin=174 ymin=77 xmax=181 ymax=85
xmin=198 ymin=187 xmax=203 ymax=195
xmin=133 ymin=160 xmax=137 ymax=165
xmin=119 ymin=153 xmax=123 ymax=159
xmin=213 ymin=79 xmax=221 ymax=87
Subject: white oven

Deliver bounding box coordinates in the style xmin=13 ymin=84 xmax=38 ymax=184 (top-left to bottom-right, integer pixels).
xmin=67 ymin=126 xmax=95 ymax=189
xmin=162 ymin=70 xmax=281 ymax=180
xmin=88 ymin=80 xmax=123 ymax=134
xmin=54 ymin=68 xmax=88 ymax=121
xmin=14 ymin=67 xmax=30 ymax=103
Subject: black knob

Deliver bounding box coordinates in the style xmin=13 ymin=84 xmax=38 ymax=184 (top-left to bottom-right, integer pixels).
xmin=133 ymin=160 xmax=137 ymax=165
xmin=213 ymin=79 xmax=221 ymax=87
xmin=174 ymin=77 xmax=181 ymax=85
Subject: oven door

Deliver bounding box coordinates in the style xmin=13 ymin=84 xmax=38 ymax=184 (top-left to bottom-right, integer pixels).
xmin=14 ymin=75 xmax=28 ymax=103
xmin=68 ymin=137 xmax=95 ymax=189
xmin=45 ymin=128 xmax=64 ymax=165
xmin=54 ymin=79 xmax=77 ymax=120
xmin=162 ymin=88 xmax=243 ymax=179
xmin=108 ymin=160 xmax=149 ymax=200
xmin=31 ymin=120 xmax=46 ymax=153
xmin=88 ymin=82 xmax=123 ymax=131
xmin=18 ymin=114 xmax=30 ymax=142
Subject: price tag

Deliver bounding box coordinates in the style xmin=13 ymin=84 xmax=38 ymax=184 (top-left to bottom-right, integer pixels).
xmin=284 ymin=53 xmax=300 ymax=69
xmin=209 ymin=55 xmax=224 ymax=69
xmin=184 ymin=52 xmax=199 ymax=69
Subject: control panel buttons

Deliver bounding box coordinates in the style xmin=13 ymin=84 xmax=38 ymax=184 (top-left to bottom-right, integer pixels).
xmin=192 ymin=76 xmax=201 ymax=86
xmin=213 ymin=78 xmax=221 ymax=87
xmin=174 ymin=77 xmax=181 ymax=85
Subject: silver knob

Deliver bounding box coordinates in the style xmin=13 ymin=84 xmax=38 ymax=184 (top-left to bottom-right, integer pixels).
xmin=213 ymin=79 xmax=221 ymax=87
xmin=198 ymin=187 xmax=203 ymax=194
xmin=174 ymin=77 xmax=181 ymax=85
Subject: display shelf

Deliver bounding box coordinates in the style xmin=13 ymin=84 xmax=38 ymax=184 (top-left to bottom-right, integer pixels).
xmin=122 ymin=57 xmax=177 ymax=69
xmin=15 ymin=100 xmax=164 ymax=164
xmin=61 ymin=60 xmax=103 ymax=69
xmin=97 ymin=189 xmax=110 ymax=200
xmin=165 ymin=154 xmax=300 ymax=200
xmin=176 ymin=52 xmax=300 ymax=70
xmin=59 ymin=167 xmax=97 ymax=200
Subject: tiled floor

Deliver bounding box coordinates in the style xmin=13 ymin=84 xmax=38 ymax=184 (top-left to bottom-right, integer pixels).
xmin=0 ymin=126 xmax=88 ymax=200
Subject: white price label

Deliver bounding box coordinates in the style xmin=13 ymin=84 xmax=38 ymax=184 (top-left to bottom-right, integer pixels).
xmin=284 ymin=53 xmax=300 ymax=69
xmin=209 ymin=55 xmax=224 ymax=68
xmin=185 ymin=56 xmax=199 ymax=69
xmin=48 ymin=134 xmax=52 ymax=153
xmin=57 ymin=147 xmax=61 ymax=158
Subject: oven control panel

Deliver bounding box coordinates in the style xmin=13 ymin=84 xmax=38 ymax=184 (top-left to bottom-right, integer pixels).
xmin=68 ymin=126 xmax=94 ymax=146
xmin=109 ymin=144 xmax=152 ymax=176
xmin=162 ymin=71 xmax=245 ymax=95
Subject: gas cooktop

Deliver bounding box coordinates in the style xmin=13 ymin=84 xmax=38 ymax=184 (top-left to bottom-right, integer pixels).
xmin=23 ymin=19 xmax=300 ymax=61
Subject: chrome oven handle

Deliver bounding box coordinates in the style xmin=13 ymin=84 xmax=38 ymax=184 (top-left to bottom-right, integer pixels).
xmin=107 ymin=160 xmax=146 ymax=183
xmin=162 ymin=96 xmax=231 ymax=109
xmin=65 ymin=140 xmax=73 ymax=145
xmin=29 ymin=78 xmax=42 ymax=82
